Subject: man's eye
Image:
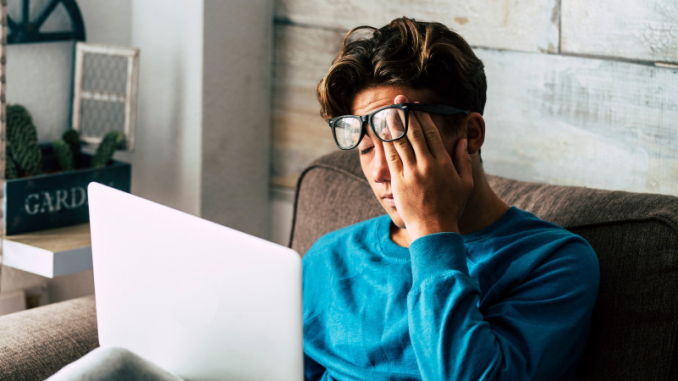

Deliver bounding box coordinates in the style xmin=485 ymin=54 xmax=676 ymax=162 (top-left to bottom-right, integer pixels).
xmin=359 ymin=146 xmax=374 ymax=155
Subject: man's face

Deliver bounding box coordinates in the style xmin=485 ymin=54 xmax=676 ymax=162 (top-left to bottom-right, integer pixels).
xmin=351 ymin=85 xmax=461 ymax=229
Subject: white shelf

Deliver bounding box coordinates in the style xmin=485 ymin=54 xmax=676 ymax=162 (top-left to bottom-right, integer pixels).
xmin=3 ymin=224 xmax=93 ymax=278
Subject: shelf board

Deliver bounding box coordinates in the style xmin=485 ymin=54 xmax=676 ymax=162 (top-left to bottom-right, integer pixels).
xmin=3 ymin=224 xmax=92 ymax=278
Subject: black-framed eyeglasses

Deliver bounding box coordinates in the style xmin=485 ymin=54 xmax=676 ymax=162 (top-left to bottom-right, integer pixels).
xmin=328 ymin=103 xmax=469 ymax=150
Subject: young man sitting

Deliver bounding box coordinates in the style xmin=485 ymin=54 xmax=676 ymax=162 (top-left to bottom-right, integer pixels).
xmin=47 ymin=16 xmax=599 ymax=381
xmin=302 ymin=16 xmax=600 ymax=380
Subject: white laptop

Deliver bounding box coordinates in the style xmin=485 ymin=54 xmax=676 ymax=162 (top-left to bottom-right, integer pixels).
xmin=87 ymin=183 xmax=303 ymax=381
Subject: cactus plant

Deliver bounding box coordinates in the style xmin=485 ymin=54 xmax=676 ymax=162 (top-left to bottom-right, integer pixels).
xmin=5 ymin=142 xmax=18 ymax=179
xmin=62 ymin=129 xmax=81 ymax=165
xmin=52 ymin=139 xmax=74 ymax=171
xmin=6 ymin=105 xmax=42 ymax=176
xmin=92 ymin=130 xmax=123 ymax=168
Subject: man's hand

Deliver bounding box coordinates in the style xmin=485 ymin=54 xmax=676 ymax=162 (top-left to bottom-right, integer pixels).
xmin=383 ymin=95 xmax=474 ymax=241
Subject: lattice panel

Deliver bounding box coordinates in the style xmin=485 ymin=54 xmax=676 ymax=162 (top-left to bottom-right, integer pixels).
xmin=72 ymin=43 xmax=139 ymax=150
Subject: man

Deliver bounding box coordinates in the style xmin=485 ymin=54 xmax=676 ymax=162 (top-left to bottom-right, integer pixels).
xmin=302 ymin=17 xmax=599 ymax=380
xmin=48 ymin=16 xmax=598 ymax=381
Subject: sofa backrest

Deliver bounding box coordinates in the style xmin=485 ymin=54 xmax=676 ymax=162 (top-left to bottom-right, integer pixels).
xmin=290 ymin=150 xmax=678 ymax=381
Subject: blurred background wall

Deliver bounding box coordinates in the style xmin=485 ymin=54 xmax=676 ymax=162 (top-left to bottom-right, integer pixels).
xmin=5 ymin=0 xmax=136 ymax=304
xmin=5 ymin=0 xmax=272 ymax=303
xmin=269 ymin=0 xmax=678 ymax=244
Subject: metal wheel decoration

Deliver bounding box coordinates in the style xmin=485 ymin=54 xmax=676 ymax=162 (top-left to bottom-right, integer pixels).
xmin=7 ymin=0 xmax=85 ymax=44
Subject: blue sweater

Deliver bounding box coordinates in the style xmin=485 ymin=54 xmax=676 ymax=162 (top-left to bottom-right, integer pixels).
xmin=302 ymin=207 xmax=599 ymax=380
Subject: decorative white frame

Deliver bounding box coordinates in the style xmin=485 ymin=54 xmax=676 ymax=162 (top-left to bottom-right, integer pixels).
xmin=72 ymin=42 xmax=140 ymax=151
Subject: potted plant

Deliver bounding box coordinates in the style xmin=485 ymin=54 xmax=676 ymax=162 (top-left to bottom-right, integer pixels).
xmin=4 ymin=105 xmax=131 ymax=235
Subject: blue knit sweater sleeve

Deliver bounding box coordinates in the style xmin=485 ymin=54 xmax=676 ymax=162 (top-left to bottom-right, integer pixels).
xmin=407 ymin=232 xmax=599 ymax=380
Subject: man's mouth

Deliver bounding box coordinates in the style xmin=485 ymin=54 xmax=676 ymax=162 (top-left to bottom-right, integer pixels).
xmin=382 ymin=194 xmax=396 ymax=208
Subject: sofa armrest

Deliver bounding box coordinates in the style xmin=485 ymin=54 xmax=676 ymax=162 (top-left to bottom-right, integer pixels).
xmin=0 ymin=295 xmax=98 ymax=380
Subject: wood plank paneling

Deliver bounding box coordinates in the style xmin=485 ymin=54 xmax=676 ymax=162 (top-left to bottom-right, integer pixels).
xmin=562 ymin=0 xmax=678 ymax=64
xmin=271 ymin=25 xmax=678 ymax=196
xmin=478 ymin=48 xmax=678 ymax=195
xmin=275 ymin=0 xmax=559 ymax=53
xmin=271 ymin=25 xmax=344 ymax=188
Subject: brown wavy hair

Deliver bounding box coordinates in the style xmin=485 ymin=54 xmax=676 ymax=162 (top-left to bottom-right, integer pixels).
xmin=317 ymin=17 xmax=487 ymax=124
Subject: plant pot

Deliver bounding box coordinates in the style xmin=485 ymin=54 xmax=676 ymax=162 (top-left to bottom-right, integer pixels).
xmin=4 ymin=147 xmax=131 ymax=235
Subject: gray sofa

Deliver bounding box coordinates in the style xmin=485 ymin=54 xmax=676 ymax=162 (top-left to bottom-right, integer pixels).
xmin=1 ymin=150 xmax=677 ymax=380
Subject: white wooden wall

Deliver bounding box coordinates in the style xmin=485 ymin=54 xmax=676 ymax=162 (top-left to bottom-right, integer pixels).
xmin=270 ymin=0 xmax=678 ymax=198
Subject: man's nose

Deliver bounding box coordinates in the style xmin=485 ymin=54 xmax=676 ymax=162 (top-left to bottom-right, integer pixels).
xmin=372 ymin=142 xmax=391 ymax=183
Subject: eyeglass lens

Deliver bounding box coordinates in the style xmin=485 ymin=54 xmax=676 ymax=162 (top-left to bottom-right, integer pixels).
xmin=372 ymin=108 xmax=406 ymax=142
xmin=333 ymin=118 xmax=363 ymax=149
xmin=333 ymin=108 xmax=407 ymax=149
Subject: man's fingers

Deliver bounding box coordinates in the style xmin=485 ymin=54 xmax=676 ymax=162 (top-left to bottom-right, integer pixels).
xmin=382 ymin=140 xmax=404 ymax=174
xmin=414 ymin=110 xmax=447 ymax=159
xmin=388 ymin=95 xmax=425 ymax=162
xmin=454 ymin=138 xmax=473 ymax=185
xmin=391 ymin=133 xmax=416 ymax=166
xmin=383 ymin=95 xmax=416 ymax=166
xmin=403 ymin=107 xmax=431 ymax=159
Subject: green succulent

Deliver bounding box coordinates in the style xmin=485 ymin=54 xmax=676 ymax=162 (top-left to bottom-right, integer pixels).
xmin=5 ymin=142 xmax=18 ymax=179
xmin=93 ymin=130 xmax=123 ymax=168
xmin=61 ymin=129 xmax=81 ymax=165
xmin=6 ymin=104 xmax=42 ymax=177
xmin=52 ymin=139 xmax=74 ymax=171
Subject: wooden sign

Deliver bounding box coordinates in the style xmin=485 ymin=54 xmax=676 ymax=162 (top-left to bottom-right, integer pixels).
xmin=4 ymin=154 xmax=131 ymax=236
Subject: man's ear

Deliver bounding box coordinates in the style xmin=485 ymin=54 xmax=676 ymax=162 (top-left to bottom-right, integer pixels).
xmin=464 ymin=113 xmax=485 ymax=155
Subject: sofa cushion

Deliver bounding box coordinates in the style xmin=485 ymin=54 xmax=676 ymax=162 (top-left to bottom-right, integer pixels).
xmin=0 ymin=295 xmax=98 ymax=380
xmin=290 ymin=151 xmax=384 ymax=256
xmin=291 ymin=150 xmax=678 ymax=381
